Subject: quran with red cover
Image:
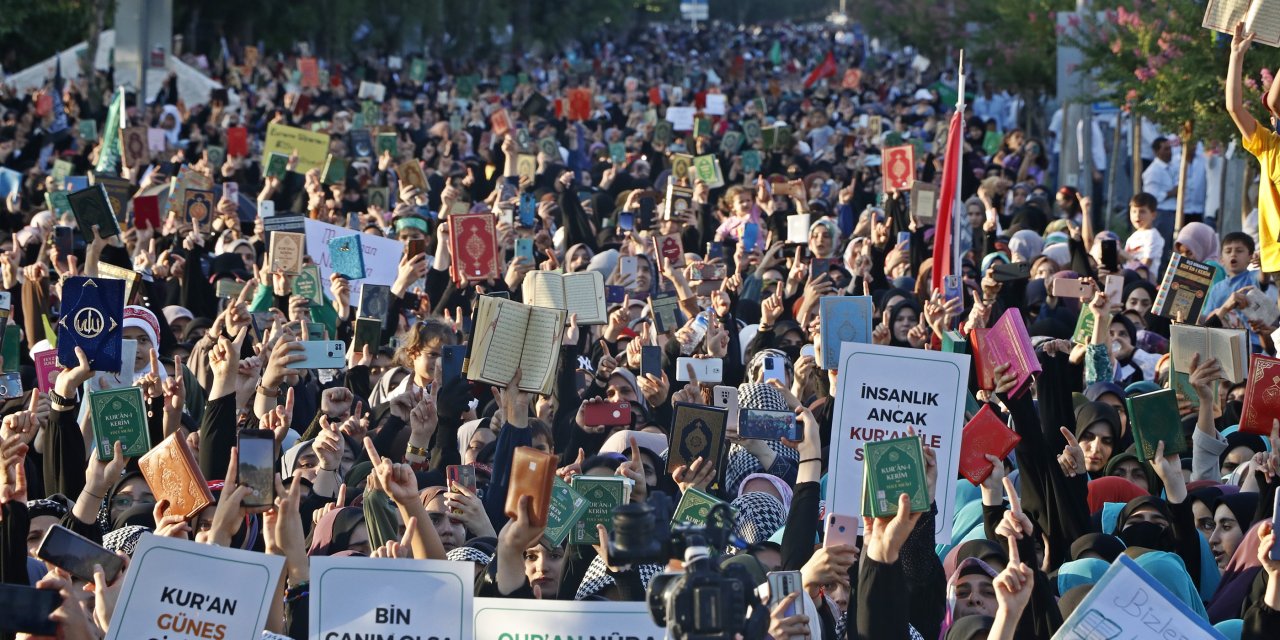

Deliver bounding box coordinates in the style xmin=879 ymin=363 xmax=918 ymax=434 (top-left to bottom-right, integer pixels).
xmin=448 ymin=212 xmax=501 ymax=283
xmin=226 ymin=126 xmax=249 ymax=157
xmin=982 ymin=308 xmax=1042 ymax=397
xmin=138 ymin=432 xmax=214 ymax=519
xmin=958 ymin=404 xmax=1022 ymax=485
xmin=132 ymin=194 xmax=161 ymax=230
xmin=1240 ymin=354 xmax=1280 ymax=436
xmin=968 ymin=328 xmax=995 ymax=391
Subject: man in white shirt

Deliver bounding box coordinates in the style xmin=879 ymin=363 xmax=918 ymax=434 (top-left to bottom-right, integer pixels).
xmin=1141 ymin=136 xmax=1179 ymax=254
xmin=973 ymin=82 xmax=1008 ymax=130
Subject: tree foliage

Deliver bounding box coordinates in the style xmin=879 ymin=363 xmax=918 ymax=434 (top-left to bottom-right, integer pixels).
xmin=0 ymin=0 xmax=93 ymax=71
xmin=964 ymin=0 xmax=1071 ymax=100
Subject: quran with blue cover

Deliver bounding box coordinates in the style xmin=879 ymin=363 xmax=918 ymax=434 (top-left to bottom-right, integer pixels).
xmin=327 ymin=234 xmax=367 ymax=279
xmin=57 ymin=276 xmax=124 ymax=371
xmin=819 ymin=296 xmax=873 ymax=370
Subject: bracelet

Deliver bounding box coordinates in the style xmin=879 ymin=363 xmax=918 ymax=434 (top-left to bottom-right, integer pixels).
xmin=256 ymin=384 xmax=280 ymax=398
xmin=800 ymin=458 xmax=822 ymax=465
xmin=49 ymin=389 xmax=74 ymax=407
xmin=406 ymin=443 xmax=429 ymax=458
xmin=82 ymin=489 xmax=105 ymax=501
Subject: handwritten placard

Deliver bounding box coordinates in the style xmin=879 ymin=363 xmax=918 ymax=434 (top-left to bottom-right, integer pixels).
xmin=1052 ymin=555 xmax=1224 ymax=639
xmin=262 ymin=122 xmax=330 ymax=173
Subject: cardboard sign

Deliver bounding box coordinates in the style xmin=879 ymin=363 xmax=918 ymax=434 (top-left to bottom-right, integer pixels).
xmin=105 ymin=534 xmax=283 ymax=640
xmin=826 ymin=343 xmax=969 ymax=543
xmin=303 ymin=218 xmax=403 ymax=303
xmin=665 ymin=106 xmax=696 ymax=131
xmin=474 ymin=598 xmax=665 ymax=640
xmin=262 ymin=122 xmax=330 ymax=173
xmin=311 ymin=556 xmax=472 ymax=640
xmin=882 ymin=145 xmax=915 ymax=193
xmin=1052 ymin=555 xmax=1224 ymax=640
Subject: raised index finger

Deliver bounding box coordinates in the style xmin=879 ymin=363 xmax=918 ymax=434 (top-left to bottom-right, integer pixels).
xmin=1007 ymin=528 xmax=1021 ymax=566
xmin=629 ymin=436 xmax=641 ymax=463
xmin=1002 ymin=476 xmax=1021 ymax=516
xmin=363 ymin=436 xmax=381 ymax=466
xmin=1059 ymin=426 xmax=1079 ymax=448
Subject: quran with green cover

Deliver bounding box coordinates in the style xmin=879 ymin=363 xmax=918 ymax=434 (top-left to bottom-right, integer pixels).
xmin=543 ymin=477 xmax=590 ymax=547
xmin=861 ymin=436 xmax=930 ymax=517
xmin=1125 ymin=389 xmax=1186 ymax=461
xmin=89 ymin=386 xmax=150 ymax=461
xmin=569 ymin=476 xmax=631 ymax=544
xmin=672 ymin=487 xmax=726 ymax=526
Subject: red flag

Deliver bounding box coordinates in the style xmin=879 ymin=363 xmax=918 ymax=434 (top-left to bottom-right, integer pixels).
xmin=931 ymin=109 xmax=965 ymax=293
xmin=804 ymin=52 xmax=838 ymax=89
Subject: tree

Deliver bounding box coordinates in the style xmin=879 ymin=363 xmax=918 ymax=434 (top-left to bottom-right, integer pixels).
xmin=964 ymin=0 xmax=1072 ymax=134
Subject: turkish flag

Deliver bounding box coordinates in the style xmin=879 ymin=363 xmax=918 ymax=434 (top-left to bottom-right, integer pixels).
xmin=931 ymin=109 xmax=965 ymax=293
xmin=803 ymin=52 xmax=838 ymax=89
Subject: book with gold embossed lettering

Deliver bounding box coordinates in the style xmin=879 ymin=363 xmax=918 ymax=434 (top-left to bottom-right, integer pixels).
xmin=139 ymin=432 xmax=213 ymax=519
xmin=862 ymin=436 xmax=929 ymax=517
xmin=447 ymin=212 xmax=501 ymax=282
xmin=57 ymin=277 xmax=124 ymax=371
xmin=1240 ymin=354 xmax=1280 ymax=435
xmin=466 ymin=296 xmax=566 ymax=395
xmin=89 ymin=386 xmax=149 ymax=461
xmin=981 ymin=307 xmax=1041 ymax=397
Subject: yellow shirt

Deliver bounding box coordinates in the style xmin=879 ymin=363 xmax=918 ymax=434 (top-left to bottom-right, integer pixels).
xmin=1243 ymin=126 xmax=1280 ymax=271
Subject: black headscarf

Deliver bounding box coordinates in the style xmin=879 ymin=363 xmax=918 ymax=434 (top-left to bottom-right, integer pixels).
xmin=1115 ymin=496 xmax=1176 ymax=551
xmin=886 ymin=298 xmax=922 ymax=348
xmin=1213 ymin=493 xmax=1260 ymax=531
xmin=1074 ymin=401 xmax=1122 ymax=443
xmin=1069 ymin=533 xmax=1127 ymax=563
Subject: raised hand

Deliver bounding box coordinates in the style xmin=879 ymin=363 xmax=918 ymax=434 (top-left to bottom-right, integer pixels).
xmin=862 ymin=492 xmax=923 ymax=564
xmin=1057 ymin=426 xmax=1085 ymax=478
xmin=672 ymin=456 xmax=716 ymax=494
xmin=615 ymin=437 xmax=648 ymax=503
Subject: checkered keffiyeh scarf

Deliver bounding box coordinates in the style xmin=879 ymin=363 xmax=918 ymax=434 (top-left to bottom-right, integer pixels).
xmin=446 ymin=545 xmax=494 ymax=566
xmin=574 ymin=555 xmax=665 ymax=600
xmin=729 ymin=491 xmax=786 ymax=548
xmin=103 ymin=526 xmax=149 ymax=557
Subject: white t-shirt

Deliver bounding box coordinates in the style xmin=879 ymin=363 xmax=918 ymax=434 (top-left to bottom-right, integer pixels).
xmin=1125 ymin=227 xmax=1165 ymax=278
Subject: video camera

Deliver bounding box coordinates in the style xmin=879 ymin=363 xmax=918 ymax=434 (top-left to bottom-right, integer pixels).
xmin=607 ymin=493 xmax=768 ymax=640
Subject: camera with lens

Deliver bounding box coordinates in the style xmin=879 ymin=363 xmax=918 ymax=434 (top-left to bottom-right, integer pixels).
xmin=608 ymin=493 xmax=767 ymax=640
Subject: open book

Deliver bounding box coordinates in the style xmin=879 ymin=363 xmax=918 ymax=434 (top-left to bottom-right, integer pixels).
xmin=1169 ymin=324 xmax=1248 ymax=383
xmin=522 ymin=270 xmax=607 ymax=325
xmin=1204 ymin=0 xmax=1280 ymax=47
xmin=467 ymin=296 xmax=567 ymax=395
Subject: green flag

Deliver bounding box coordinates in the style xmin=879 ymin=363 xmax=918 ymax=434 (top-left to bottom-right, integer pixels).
xmin=769 ymin=41 xmax=782 ymax=66
xmin=94 ymin=87 xmax=124 ymax=174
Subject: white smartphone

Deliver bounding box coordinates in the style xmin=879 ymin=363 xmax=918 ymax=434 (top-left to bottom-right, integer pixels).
xmin=799 ymin=344 xmax=816 ymax=359
xmin=296 ymin=340 xmax=346 ymax=369
xmin=761 ymin=355 xmax=786 ymax=384
xmin=713 ymin=384 xmax=740 ymax=430
xmin=676 ymin=357 xmax=723 ymax=383
xmin=620 ymin=256 xmax=638 ymax=277
xmin=259 ymin=200 xmax=276 ymax=218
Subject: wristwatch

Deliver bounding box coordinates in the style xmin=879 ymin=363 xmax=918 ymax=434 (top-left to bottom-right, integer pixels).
xmin=49 ymin=389 xmax=75 ymax=409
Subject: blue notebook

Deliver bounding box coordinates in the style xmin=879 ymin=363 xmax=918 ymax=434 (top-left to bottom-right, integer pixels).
xmin=0 ymin=168 xmax=20 ymax=197
xmin=327 ymin=234 xmax=366 ymax=279
xmin=57 ymin=276 xmax=125 ymax=372
xmin=818 ymin=296 xmax=873 ymax=370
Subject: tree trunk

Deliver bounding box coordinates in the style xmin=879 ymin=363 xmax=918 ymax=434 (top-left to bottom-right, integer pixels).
xmin=1174 ymin=120 xmax=1192 ymax=234
xmin=84 ymin=0 xmax=110 ymax=112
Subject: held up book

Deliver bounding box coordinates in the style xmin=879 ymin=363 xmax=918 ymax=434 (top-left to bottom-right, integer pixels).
xmin=1072 ymin=309 xmax=1096 ymax=344
xmin=958 ymin=405 xmax=1021 ymax=486
xmin=505 ymin=446 xmax=557 ymax=528
xmin=293 ymin=265 xmax=324 ymax=305
xmin=398 ymin=159 xmax=428 ymax=191
xmin=34 ymin=349 xmax=62 ymax=394
xmin=269 ymin=231 xmax=306 ymax=275
xmin=67 ymin=184 xmax=121 ymax=238
xmin=968 ymin=328 xmax=996 ymax=391
xmin=1125 ymin=389 xmax=1187 ymax=461
xmin=321 ymin=154 xmax=346 ymax=185
xmin=57 ymin=277 xmax=124 ymax=371
xmin=1203 ymin=0 xmax=1280 ymax=48
xmin=861 ymin=436 xmax=930 ymax=517
xmin=357 ymin=284 xmax=391 ymax=320
xmin=183 ymin=189 xmax=213 ymax=224
xmin=522 ymin=270 xmax=607 ymax=325
xmin=89 ymin=386 xmax=150 ymax=461
xmin=569 ymin=476 xmax=631 ymax=544
xmin=132 ymin=194 xmax=161 ymax=230
xmin=1152 ymin=254 xmax=1214 ymax=323
xmin=448 ymin=212 xmax=501 ymax=282
xmin=1169 ymin=324 xmax=1248 ymax=384
xmin=818 ymin=296 xmax=873 ymax=370
xmin=138 ymin=432 xmax=214 ymax=519
xmin=667 ymin=402 xmax=729 ymax=474
xmin=466 ymin=296 xmax=567 ymax=395
xmin=89 ymin=174 xmax=133 ymax=225
xmin=327 ymin=234 xmax=367 ymax=279
xmin=941 ymin=329 xmax=968 ymax=355
xmin=977 ymin=308 xmax=1041 ymax=397
xmin=352 ymin=317 xmax=381 ymax=354
xmin=672 ymin=487 xmax=727 ymax=526
xmin=665 ymin=179 xmax=694 ymax=220
xmin=544 ymin=477 xmax=591 ymax=548
xmin=1240 ymin=354 xmax=1280 ymax=435
xmin=650 ymin=294 xmax=682 ymax=333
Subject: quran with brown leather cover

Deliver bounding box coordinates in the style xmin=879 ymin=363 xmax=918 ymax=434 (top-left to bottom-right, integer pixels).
xmin=139 ymin=432 xmax=214 ymax=519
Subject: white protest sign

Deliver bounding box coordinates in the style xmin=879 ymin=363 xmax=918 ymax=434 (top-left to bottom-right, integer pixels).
xmin=705 ymin=93 xmax=727 ymax=116
xmin=311 ymin=556 xmax=472 ymax=640
xmin=665 ymin=106 xmax=696 ymax=131
xmin=105 ymin=533 xmax=283 ymax=640
xmin=303 ymin=218 xmax=403 ymax=301
xmin=825 ymin=343 xmax=969 ymax=543
xmin=1052 ymin=555 xmax=1225 ymax=640
xmin=474 ymin=597 xmax=666 ymax=640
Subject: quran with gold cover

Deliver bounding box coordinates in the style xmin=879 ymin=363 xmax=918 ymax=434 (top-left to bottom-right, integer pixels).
xmin=140 ymin=432 xmax=214 ymax=519
xmin=448 ymin=212 xmax=501 ymax=283
xmin=666 ymin=402 xmax=728 ymax=474
xmin=1240 ymin=354 xmax=1280 ymax=436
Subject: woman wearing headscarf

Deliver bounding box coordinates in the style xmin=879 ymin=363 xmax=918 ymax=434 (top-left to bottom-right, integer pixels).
xmin=808 ymin=218 xmax=840 ymax=259
xmin=1074 ymin=401 xmax=1123 ymax=477
xmin=1208 ymin=521 xmax=1267 ymax=622
xmin=1114 ymin=489 xmax=1204 ymax=591
xmin=1107 ymin=313 xmax=1160 ymax=385
xmin=1133 ymin=551 xmax=1211 ymax=620
xmin=1087 ymin=476 xmax=1149 ymax=515
xmin=1174 ymin=221 xmax=1225 ymax=286
xmin=1056 ymin=557 xmax=1110 ymax=596
xmin=1069 ymin=533 xmax=1127 ymax=562
xmin=306 ymin=507 xmax=370 ymax=556
xmin=1122 ymin=276 xmax=1172 ymax=338
xmin=1104 ymin=450 xmax=1160 ymax=494
xmin=1208 ymin=493 xmax=1260 ymax=572
xmin=886 ymin=298 xmax=923 ymax=348
xmin=1008 ymin=229 xmax=1045 ymax=264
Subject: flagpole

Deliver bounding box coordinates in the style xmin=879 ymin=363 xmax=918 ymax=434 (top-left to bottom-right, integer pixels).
xmin=952 ymin=50 xmax=966 ymax=276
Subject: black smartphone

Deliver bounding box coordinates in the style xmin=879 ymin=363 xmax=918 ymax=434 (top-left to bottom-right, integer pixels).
xmin=637 ymin=196 xmax=655 ymax=230
xmin=1101 ymin=239 xmax=1118 ymax=272
xmin=641 ymin=345 xmax=663 ymax=379
xmin=36 ymin=525 xmax=125 ymax=583
xmin=618 ymin=211 xmax=635 ymax=231
xmin=237 ymin=429 xmax=277 ymax=508
xmin=54 ymin=225 xmax=74 ymax=256
xmin=0 ymin=583 xmax=59 ymax=635
xmin=441 ymin=344 xmax=467 ymax=386
xmin=991 ymin=262 xmax=1032 ymax=282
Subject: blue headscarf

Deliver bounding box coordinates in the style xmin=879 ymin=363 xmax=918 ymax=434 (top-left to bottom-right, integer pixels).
xmin=1056 ymin=558 xmax=1110 ymax=596
xmin=1213 ymin=619 xmax=1243 ymax=640
xmin=1132 ymin=551 xmax=1209 ymax=620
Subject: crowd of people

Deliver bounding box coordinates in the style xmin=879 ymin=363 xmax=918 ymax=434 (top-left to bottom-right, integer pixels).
xmin=0 ymin=15 xmax=1278 ymax=640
